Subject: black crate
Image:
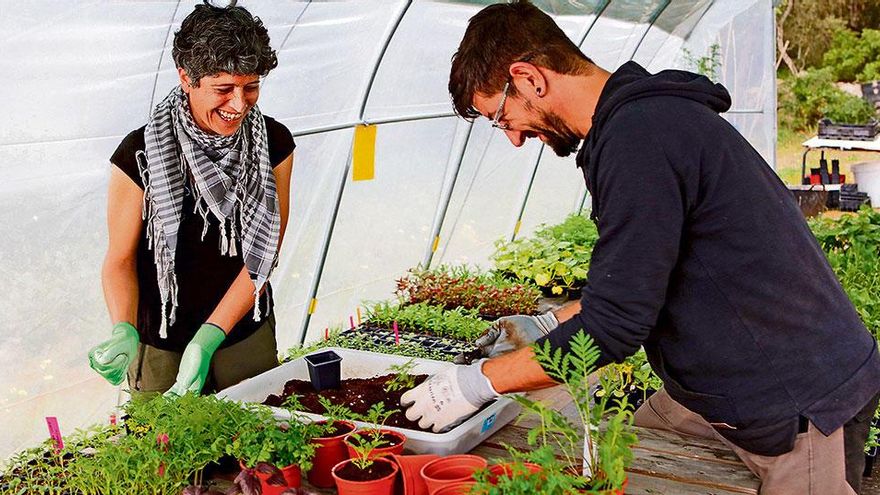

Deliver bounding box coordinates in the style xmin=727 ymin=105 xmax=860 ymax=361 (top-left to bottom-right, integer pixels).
xmin=817 ymin=119 xmax=879 ymax=141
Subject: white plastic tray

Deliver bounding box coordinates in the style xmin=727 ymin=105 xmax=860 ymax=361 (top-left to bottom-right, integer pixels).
xmin=217 ymin=347 xmax=521 ymax=456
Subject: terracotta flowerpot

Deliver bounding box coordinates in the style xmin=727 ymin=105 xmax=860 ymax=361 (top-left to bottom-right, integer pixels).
xmin=487 ymin=462 xmax=542 ymax=484
xmin=307 ymin=420 xmax=357 ymax=488
xmin=344 ymin=429 xmax=406 ymax=460
xmin=332 ymin=457 xmax=399 ymax=495
xmin=390 ymin=454 xmax=439 ymax=495
xmin=420 ymin=454 xmax=487 ymax=495
xmin=430 ymin=481 xmax=475 ymax=495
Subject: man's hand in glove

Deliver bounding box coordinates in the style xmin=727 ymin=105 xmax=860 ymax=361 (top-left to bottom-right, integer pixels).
xmin=88 ymin=322 xmax=139 ymax=386
xmin=454 ymin=312 xmax=558 ymax=364
xmin=165 ymin=323 xmax=226 ymax=397
xmin=400 ymin=359 xmax=500 ymax=433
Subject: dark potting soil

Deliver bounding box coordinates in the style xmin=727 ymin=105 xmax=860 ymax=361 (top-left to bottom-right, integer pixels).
xmin=347 ymin=432 xmax=403 ymax=448
xmin=335 ymin=460 xmax=396 ymax=482
xmin=263 ymin=373 xmax=433 ymax=431
xmin=321 ymin=421 xmax=355 ymax=438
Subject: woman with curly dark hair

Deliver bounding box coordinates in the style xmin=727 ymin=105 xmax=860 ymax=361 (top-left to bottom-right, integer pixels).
xmin=88 ymin=1 xmax=294 ymax=398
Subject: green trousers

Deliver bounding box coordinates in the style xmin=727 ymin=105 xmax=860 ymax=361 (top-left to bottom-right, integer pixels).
xmin=126 ymin=313 xmax=279 ymax=401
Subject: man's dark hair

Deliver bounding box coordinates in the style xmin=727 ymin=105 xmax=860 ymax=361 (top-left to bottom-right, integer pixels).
xmin=449 ymin=0 xmax=593 ymax=119
xmin=172 ymin=0 xmax=277 ymax=87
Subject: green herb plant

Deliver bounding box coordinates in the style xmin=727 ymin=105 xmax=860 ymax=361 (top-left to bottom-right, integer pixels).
xmin=64 ymin=393 xmax=259 ymax=495
xmin=365 ymin=301 xmax=490 ymax=342
xmin=493 ymin=214 xmax=598 ymax=296
xmin=384 ymin=359 xmax=417 ymax=392
xmin=345 ymin=403 xmax=396 ymax=470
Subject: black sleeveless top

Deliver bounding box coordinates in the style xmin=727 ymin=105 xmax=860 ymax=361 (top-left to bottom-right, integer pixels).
xmin=110 ymin=116 xmax=294 ymax=352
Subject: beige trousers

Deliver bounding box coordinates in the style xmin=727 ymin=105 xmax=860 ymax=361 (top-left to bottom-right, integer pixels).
xmin=634 ymin=387 xmax=858 ymax=495
xmin=126 ymin=313 xmax=279 ymax=401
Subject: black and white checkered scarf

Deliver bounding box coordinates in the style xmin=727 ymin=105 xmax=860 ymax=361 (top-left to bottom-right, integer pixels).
xmin=137 ymin=86 xmax=280 ymax=338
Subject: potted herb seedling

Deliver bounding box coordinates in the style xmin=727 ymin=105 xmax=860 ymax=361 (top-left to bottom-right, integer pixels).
xmin=229 ymin=398 xmax=321 ymax=494
xmin=306 ymin=397 xmax=358 ymax=488
xmin=331 ymin=435 xmax=399 ymax=495
xmin=343 ymin=402 xmax=406 ymax=460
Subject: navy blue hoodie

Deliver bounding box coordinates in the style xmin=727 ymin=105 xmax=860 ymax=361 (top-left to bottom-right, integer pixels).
xmin=537 ymin=62 xmax=880 ymax=456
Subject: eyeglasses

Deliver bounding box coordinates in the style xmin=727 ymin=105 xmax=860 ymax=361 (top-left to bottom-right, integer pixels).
xmin=490 ymin=81 xmax=512 ymax=131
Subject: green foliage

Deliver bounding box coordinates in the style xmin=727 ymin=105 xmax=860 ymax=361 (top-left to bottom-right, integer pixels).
xmin=682 ymin=43 xmax=722 ymax=82
xmin=493 ymin=214 xmax=598 ymax=295
xmin=808 ymin=207 xmax=880 ymax=452
xmin=777 ymin=67 xmax=876 ymax=131
xmin=395 ymin=264 xmax=540 ymax=318
xmin=285 ymin=328 xmax=455 ymax=363
xmin=384 ymin=359 xmax=417 ymax=392
xmin=227 ymin=402 xmax=321 ymax=471
xmin=823 ymin=28 xmax=880 ymax=82
xmin=494 ymin=331 xmax=636 ymax=491
xmin=596 ymin=348 xmax=663 ymax=405
xmin=365 ymin=301 xmax=490 ymax=342
xmin=62 ymin=394 xmax=259 ymax=494
xmin=471 ymin=446 xmax=589 ymax=494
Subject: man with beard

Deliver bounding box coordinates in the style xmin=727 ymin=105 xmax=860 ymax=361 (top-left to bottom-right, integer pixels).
xmin=400 ymin=2 xmax=880 ymax=494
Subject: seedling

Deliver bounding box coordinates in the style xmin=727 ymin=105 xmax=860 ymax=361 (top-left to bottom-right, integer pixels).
xmin=384 ymin=359 xmax=417 ymax=392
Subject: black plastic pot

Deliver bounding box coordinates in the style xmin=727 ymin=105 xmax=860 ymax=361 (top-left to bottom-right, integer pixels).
xmin=305 ymin=350 xmax=342 ymax=391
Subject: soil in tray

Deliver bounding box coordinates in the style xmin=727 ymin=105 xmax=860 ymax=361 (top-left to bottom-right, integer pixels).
xmin=335 ymin=459 xmax=396 ymax=482
xmin=263 ymin=373 xmax=433 ymax=431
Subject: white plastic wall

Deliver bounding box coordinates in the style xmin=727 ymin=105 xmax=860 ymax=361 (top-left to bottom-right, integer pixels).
xmin=0 ymin=0 xmax=775 ymax=460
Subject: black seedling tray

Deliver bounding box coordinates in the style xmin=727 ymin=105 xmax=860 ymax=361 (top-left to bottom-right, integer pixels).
xmin=817 ymin=119 xmax=879 ymax=141
xmin=339 ymin=326 xmax=475 ymax=358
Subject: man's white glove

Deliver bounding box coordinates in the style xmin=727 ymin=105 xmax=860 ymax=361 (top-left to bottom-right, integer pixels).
xmin=400 ymin=359 xmax=500 ymax=433
xmin=455 ymin=313 xmax=559 ymax=364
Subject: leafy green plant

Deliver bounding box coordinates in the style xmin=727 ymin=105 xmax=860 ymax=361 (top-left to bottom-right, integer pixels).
xmin=228 ymin=403 xmax=321 ymax=472
xmin=61 ymin=393 xmax=261 ymax=495
xmin=682 ymin=43 xmax=722 ymax=82
xmin=384 ymin=359 xmax=417 ymax=392
xmin=285 ymin=328 xmax=454 ymax=363
xmin=823 ymin=27 xmax=880 ymax=82
xmin=778 ymin=67 xmax=876 ymax=131
xmin=365 ymin=301 xmax=490 ymax=342
xmin=493 ymin=214 xmax=598 ymax=295
xmin=595 ymin=348 xmax=663 ymax=406
xmin=395 ymin=264 xmax=540 ymax=318
xmin=493 ymin=331 xmax=636 ymax=491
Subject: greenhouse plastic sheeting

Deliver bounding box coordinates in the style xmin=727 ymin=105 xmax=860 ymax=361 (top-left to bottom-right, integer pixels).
xmin=0 ymin=0 xmax=775 ymax=460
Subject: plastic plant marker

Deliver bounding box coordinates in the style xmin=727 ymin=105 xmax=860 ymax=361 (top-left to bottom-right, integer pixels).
xmin=350 ymin=315 xmax=355 ymax=330
xmin=325 ymin=328 xmax=329 ymax=341
xmin=393 ymin=321 xmax=400 ymax=345
xmin=352 ymin=124 xmax=376 ymax=181
xmin=356 ymin=307 xmax=362 ymax=325
xmin=45 ymin=416 xmax=63 ymax=452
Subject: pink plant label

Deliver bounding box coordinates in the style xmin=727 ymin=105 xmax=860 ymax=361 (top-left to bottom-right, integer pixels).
xmin=350 ymin=315 xmax=355 ymax=330
xmin=110 ymin=414 xmax=117 ymax=425
xmin=393 ymin=321 xmax=400 ymax=345
xmin=45 ymin=417 xmax=63 ymax=452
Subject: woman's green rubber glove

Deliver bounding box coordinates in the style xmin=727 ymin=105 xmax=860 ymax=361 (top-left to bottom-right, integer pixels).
xmin=88 ymin=322 xmax=139 ymax=386
xmin=165 ymin=323 xmax=226 ymax=397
